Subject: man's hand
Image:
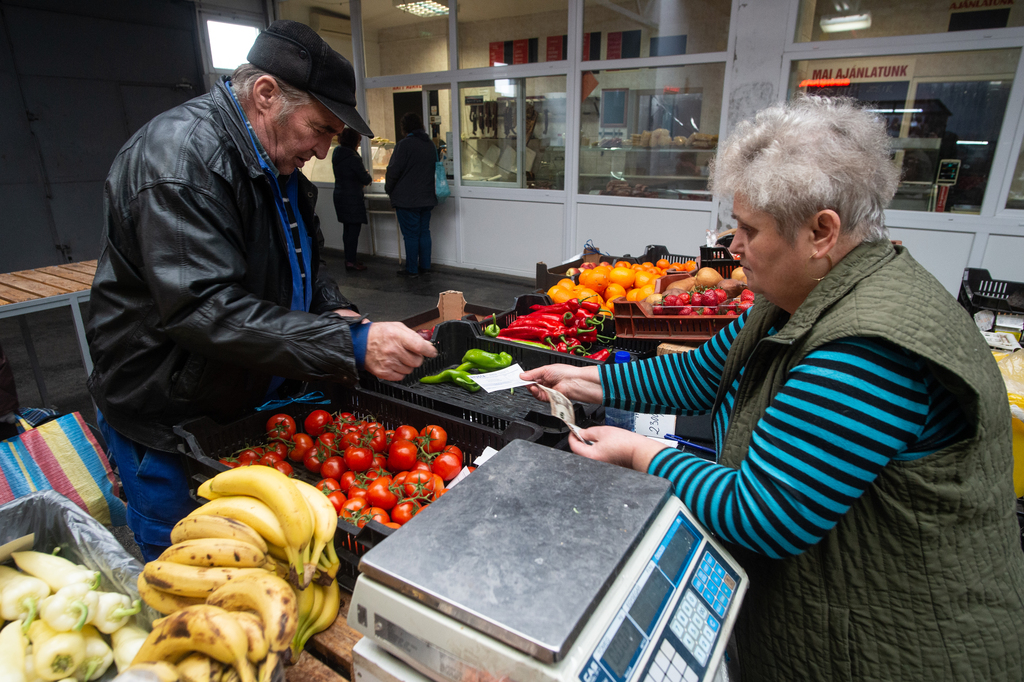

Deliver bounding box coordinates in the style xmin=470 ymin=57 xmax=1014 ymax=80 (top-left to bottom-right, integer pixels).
xmin=364 ymin=322 xmax=437 ymax=381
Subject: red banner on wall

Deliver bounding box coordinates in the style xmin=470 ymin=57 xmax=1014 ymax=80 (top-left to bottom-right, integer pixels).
xmin=489 ymin=41 xmax=505 ymax=66
xmin=546 ymin=35 xmax=563 ymax=61
xmin=512 ymin=39 xmax=528 ymax=64
xmin=606 ymin=32 xmax=622 ymax=60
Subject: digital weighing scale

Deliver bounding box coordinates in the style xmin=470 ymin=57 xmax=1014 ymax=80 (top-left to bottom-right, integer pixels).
xmin=348 ymin=440 xmax=747 ymax=682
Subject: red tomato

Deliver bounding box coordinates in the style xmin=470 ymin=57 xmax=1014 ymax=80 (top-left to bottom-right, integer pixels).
xmin=372 ymin=455 xmax=388 ymax=471
xmin=339 ymin=471 xmax=357 ymax=492
xmin=391 ymin=500 xmax=421 ymax=525
xmin=431 ymin=474 xmax=445 ymax=500
xmin=304 ymin=410 xmax=333 ymax=438
xmin=394 ymin=425 xmax=419 ymax=442
xmin=264 ymin=441 xmax=288 ymax=459
xmin=344 ymin=446 xmax=374 ymax=472
xmin=266 ymin=413 xmax=296 ymax=440
xmin=320 ymin=455 xmax=347 ymax=480
xmin=431 ymin=452 xmax=462 ymax=482
xmin=316 ymin=478 xmax=340 ymax=492
xmin=383 ymin=522 xmax=401 ymax=529
xmin=235 ymin=449 xmax=260 ymax=466
xmin=347 ymin=486 xmax=368 ymax=501
xmin=420 ymin=425 xmax=447 ymax=453
xmin=363 ymin=422 xmax=382 ymax=435
xmin=289 ymin=433 xmax=314 ymax=463
xmin=219 ymin=458 xmax=241 ymax=469
xmin=367 ymin=428 xmax=388 ymax=453
xmin=317 ymin=433 xmax=340 ymax=458
xmin=326 ymin=490 xmax=347 ymax=515
xmin=441 ymin=445 xmax=464 ymax=467
xmin=259 ymin=452 xmax=285 ymax=467
xmin=411 ymin=461 xmax=432 ymax=473
xmin=402 ymin=470 xmax=434 ymax=499
xmin=303 ymin=450 xmax=324 ymax=475
xmin=341 ymin=430 xmax=364 ymax=449
xmin=334 ymin=411 xmax=356 ymax=427
xmin=365 ymin=507 xmax=391 ymax=525
xmin=273 ymin=461 xmax=294 ymax=477
xmin=387 ymin=439 xmax=419 ymax=472
xmin=366 ymin=476 xmax=398 ymax=511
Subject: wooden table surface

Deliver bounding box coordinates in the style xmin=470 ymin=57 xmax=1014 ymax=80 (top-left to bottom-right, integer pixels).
xmin=0 ymin=261 xmax=96 ymax=305
xmin=287 ymin=592 xmax=362 ymax=682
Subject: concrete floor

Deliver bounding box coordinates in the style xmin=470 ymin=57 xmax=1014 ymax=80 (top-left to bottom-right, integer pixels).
xmin=0 ymin=251 xmax=535 ymax=561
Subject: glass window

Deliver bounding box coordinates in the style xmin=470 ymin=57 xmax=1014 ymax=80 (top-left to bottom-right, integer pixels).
xmin=459 ymin=77 xmax=567 ymax=189
xmin=795 ymin=0 xmax=1024 ymax=43
xmin=582 ymin=0 xmax=731 ymax=59
xmin=364 ymin=86 xmax=451 ymax=184
xmin=1007 ymin=137 xmax=1024 ymax=209
xmin=578 ymin=64 xmax=725 ymax=200
xmin=456 ymin=0 xmax=569 ymax=70
xmin=206 ymin=20 xmax=260 ymax=71
xmin=299 ymin=138 xmax=341 ymax=184
xmin=361 ymin=0 xmax=450 ymax=78
xmin=789 ymin=48 xmax=1020 ymax=214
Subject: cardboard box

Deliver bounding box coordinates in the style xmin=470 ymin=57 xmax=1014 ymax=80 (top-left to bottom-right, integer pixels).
xmin=657 ymin=342 xmax=701 ymax=355
xmin=401 ymin=291 xmax=501 ymax=331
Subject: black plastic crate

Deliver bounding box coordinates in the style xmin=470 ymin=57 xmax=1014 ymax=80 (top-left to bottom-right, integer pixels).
xmin=638 ymin=244 xmax=700 ymax=266
xmin=359 ymin=321 xmax=605 ymax=446
xmin=173 ymin=383 xmax=543 ymax=591
xmin=480 ymin=293 xmax=659 ymax=360
xmin=535 ymin=251 xmax=642 ymax=292
xmin=958 ymin=268 xmax=1024 ymax=317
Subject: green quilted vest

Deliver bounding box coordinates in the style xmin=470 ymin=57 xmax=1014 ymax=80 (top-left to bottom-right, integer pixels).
xmin=715 ymin=239 xmax=1024 ymax=682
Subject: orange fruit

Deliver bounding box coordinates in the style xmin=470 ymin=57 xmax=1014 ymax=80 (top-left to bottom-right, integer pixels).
xmin=604 ymin=283 xmax=627 ymax=301
xmin=615 ymin=260 xmax=632 ymax=268
xmin=633 ymin=270 xmax=658 ymax=289
xmin=638 ymin=284 xmax=656 ymax=299
xmin=609 ymin=267 xmax=636 ymax=288
xmin=656 ymin=258 xmax=670 ymax=269
xmin=557 ymin=278 xmax=575 ymax=290
xmin=682 ymin=260 xmax=697 ymax=272
xmin=670 ymin=262 xmax=686 ymax=271
xmin=578 ymin=269 xmax=593 ymax=286
xmin=549 ymin=287 xmax=573 ymax=303
xmin=641 ymin=261 xmax=654 ymax=269
xmin=588 ymin=270 xmax=609 ymax=294
xmin=626 ymin=288 xmax=644 ymax=302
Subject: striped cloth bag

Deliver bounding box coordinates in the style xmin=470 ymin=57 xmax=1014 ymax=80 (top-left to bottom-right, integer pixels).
xmin=0 ymin=412 xmax=126 ymax=526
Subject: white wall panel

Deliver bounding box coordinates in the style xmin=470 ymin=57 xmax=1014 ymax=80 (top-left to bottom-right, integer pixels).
xmin=575 ymin=203 xmax=713 ymax=258
xmin=887 ymin=226 xmax=976 ymax=295
xmin=981 ymin=234 xmax=1024 ymax=282
xmin=460 ymin=198 xmax=564 ymax=278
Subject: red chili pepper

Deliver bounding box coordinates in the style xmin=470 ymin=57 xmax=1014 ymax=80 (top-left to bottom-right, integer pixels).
xmin=508 ymin=315 xmax=562 ymax=329
xmin=576 ymin=329 xmax=598 ymax=343
xmin=586 ymin=348 xmax=611 ymax=362
xmin=578 ymin=298 xmax=601 ymax=314
xmin=498 ymin=326 xmax=550 ymax=341
xmin=528 ymin=302 xmax=575 ymax=315
xmin=555 ymin=341 xmax=568 ymax=353
xmin=518 ymin=313 xmax=565 ymax=325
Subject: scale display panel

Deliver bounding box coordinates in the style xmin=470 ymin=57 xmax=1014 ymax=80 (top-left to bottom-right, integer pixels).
xmin=578 ymin=512 xmax=742 ymax=682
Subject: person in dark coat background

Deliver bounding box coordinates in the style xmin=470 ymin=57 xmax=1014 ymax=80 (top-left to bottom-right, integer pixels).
xmin=332 ymin=127 xmax=372 ymax=271
xmin=385 ymin=112 xmax=437 ymax=278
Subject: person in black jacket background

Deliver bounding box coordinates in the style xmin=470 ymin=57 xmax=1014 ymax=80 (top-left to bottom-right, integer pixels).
xmin=332 ymin=127 xmax=372 ymax=271
xmin=386 ymin=112 xmax=438 ymax=278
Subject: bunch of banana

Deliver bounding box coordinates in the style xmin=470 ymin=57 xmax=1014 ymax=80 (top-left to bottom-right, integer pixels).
xmin=129 ymin=572 xmax=299 ymax=682
xmin=287 ymin=580 xmax=341 ymax=664
xmin=190 ymin=467 xmax=340 ymax=588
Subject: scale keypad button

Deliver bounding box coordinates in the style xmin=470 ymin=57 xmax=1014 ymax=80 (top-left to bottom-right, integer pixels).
xmin=671 ymin=588 xmax=721 ymax=668
xmin=692 ymin=552 xmax=735 ymax=624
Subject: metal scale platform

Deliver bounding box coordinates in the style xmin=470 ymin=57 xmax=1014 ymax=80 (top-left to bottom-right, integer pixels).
xmin=348 ymin=440 xmax=747 ymax=682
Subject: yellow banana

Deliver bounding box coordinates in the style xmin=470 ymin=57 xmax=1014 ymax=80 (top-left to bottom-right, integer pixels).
xmin=123 ymin=662 xmax=180 ymax=682
xmin=200 ymin=468 xmax=311 ymax=555
xmin=262 ymin=555 xmax=290 ymax=581
xmin=142 ymin=562 xmax=268 ymax=599
xmin=174 ymin=653 xmax=213 ymax=682
xmin=226 ymin=612 xmax=268 ymax=664
xmin=137 ymin=573 xmax=206 ymax=615
xmin=292 ymin=481 xmax=337 ymax=586
xmin=170 ymin=517 xmax=268 ymax=554
xmin=157 ymin=538 xmax=266 ymax=569
xmin=131 ymin=605 xmax=253 ymax=682
xmin=205 ymin=573 xmax=298 ymax=653
xmin=186 ymin=498 xmax=288 ymax=549
xmin=257 ymin=653 xmax=282 ymax=682
xmin=292 ymin=583 xmax=317 ymax=640
xmin=299 ymin=580 xmax=340 ymax=647
xmin=290 ymin=583 xmax=323 ymax=663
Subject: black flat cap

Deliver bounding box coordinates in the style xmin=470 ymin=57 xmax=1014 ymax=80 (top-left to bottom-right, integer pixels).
xmin=247 ymin=20 xmax=372 ymax=137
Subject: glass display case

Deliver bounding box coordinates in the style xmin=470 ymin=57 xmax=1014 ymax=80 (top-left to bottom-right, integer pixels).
xmin=578 ymin=144 xmax=715 ymax=200
xmin=370 ymin=141 xmax=395 ymax=184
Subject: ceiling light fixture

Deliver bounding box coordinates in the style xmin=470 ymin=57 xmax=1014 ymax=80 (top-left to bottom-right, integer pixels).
xmin=819 ymin=12 xmax=871 ymax=33
xmin=393 ymin=0 xmax=449 ymax=17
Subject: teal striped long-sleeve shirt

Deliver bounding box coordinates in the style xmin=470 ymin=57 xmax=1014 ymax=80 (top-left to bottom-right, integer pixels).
xmin=599 ymin=311 xmax=967 ymax=559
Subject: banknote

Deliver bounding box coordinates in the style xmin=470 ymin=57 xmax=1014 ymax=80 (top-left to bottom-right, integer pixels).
xmin=537 ymin=384 xmax=593 ymax=445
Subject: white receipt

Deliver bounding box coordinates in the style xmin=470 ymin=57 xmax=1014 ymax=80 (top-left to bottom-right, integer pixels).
xmin=467 ymin=363 xmax=535 ymax=392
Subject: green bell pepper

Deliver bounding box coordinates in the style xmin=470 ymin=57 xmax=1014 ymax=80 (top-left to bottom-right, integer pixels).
xmin=462 ymin=349 xmax=513 ymax=371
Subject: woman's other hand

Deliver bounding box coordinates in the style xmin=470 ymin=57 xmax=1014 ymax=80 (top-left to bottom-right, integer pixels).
xmin=568 ymin=425 xmax=664 ymax=472
xmin=520 ymin=364 xmax=603 ymax=404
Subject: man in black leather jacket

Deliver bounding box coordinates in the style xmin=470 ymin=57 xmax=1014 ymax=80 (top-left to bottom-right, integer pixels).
xmin=87 ymin=21 xmax=436 ymax=560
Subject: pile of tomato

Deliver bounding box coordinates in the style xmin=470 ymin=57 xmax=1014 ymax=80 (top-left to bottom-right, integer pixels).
xmin=218 ymin=409 xmax=467 ymax=529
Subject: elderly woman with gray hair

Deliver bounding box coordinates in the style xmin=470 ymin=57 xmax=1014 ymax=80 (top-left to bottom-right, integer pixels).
xmin=523 ymin=96 xmax=1024 ymax=681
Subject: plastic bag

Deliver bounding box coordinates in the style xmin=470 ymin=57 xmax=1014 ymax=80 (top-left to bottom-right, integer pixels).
xmin=0 ymin=491 xmax=153 ymax=681
xmin=435 ymin=148 xmax=450 ymax=204
xmin=996 ymin=351 xmax=1024 ymax=496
